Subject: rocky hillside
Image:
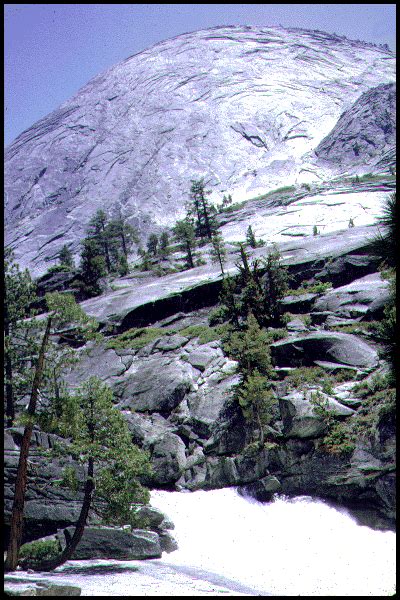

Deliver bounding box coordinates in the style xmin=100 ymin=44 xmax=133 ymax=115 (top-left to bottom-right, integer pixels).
xmin=4 ymin=25 xmax=395 ymax=276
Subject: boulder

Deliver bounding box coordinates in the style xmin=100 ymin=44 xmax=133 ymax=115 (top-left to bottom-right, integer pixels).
xmin=240 ymin=475 xmax=282 ymax=501
xmin=312 ymin=273 xmax=390 ymax=319
xmin=114 ymin=358 xmax=194 ymax=414
xmin=270 ymin=331 xmax=378 ymax=369
xmin=58 ymin=526 xmax=162 ymax=560
xmin=281 ymin=292 xmax=318 ymax=313
xmin=4 ymin=576 xmax=81 ymax=596
xmin=148 ymin=432 xmax=187 ymax=485
xmin=279 ymin=389 xmax=354 ymax=439
xmin=314 ymin=254 xmax=380 ymax=286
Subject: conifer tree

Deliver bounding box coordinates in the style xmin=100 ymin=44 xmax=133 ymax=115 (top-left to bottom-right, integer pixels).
xmin=58 ymin=245 xmax=74 ymax=269
xmin=4 ymin=249 xmax=37 ymax=427
xmin=246 ymin=225 xmax=257 ymax=249
xmin=173 ymin=219 xmax=197 ymax=269
xmin=5 ymin=294 xmax=96 ymax=572
xmin=32 ymin=377 xmax=151 ymax=571
xmin=237 ymin=369 xmax=275 ymax=446
xmin=189 ymin=179 xmax=217 ymax=240
xmin=159 ymin=231 xmax=170 ymax=257
xmin=79 ymin=238 xmax=107 ymax=297
xmin=147 ymin=233 xmax=159 ymax=257
xmin=210 ymin=231 xmax=227 ymax=277
xmin=87 ymin=210 xmax=112 ymax=272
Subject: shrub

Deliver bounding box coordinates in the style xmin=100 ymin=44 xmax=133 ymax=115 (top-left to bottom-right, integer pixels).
xmin=19 ymin=540 xmax=61 ymax=567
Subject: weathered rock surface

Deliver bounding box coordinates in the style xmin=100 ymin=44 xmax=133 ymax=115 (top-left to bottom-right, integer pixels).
xmin=57 ymin=526 xmax=162 ymax=560
xmin=270 ymin=331 xmax=378 ymax=369
xmin=4 ymin=26 xmax=394 ymax=276
xmin=4 ymin=576 xmax=81 ymax=596
xmin=312 ymin=272 xmax=390 ymax=319
xmin=279 ymin=389 xmax=354 ymax=439
xmin=315 ymin=83 xmax=396 ymax=172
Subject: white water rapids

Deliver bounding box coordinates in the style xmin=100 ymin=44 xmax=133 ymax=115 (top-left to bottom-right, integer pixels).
xmin=151 ymin=488 xmax=396 ymax=596
xmin=13 ymin=488 xmax=396 ymax=596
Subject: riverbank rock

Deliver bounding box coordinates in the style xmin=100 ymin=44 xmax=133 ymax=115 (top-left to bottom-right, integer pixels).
xmin=4 ymin=576 xmax=81 ymax=596
xmin=57 ymin=526 xmax=162 ymax=560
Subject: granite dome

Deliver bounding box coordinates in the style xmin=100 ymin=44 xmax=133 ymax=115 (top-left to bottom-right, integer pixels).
xmin=4 ymin=25 xmax=395 ymax=275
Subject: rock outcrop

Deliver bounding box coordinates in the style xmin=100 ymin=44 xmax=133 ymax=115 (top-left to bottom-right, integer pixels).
xmin=4 ymin=26 xmax=395 ymax=276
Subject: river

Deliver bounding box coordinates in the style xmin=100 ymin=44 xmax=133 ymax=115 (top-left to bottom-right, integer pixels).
xmin=12 ymin=488 xmax=396 ymax=596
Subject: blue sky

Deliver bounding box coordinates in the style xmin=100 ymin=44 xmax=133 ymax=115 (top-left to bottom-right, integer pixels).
xmin=4 ymin=4 xmax=396 ymax=146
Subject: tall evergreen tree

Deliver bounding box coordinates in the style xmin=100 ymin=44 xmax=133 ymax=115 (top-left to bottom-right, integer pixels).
xmin=189 ymin=179 xmax=217 ymax=240
xmin=173 ymin=219 xmax=197 ymax=269
xmin=4 ymin=250 xmax=37 ymax=427
xmin=246 ymin=225 xmax=257 ymax=249
xmin=32 ymin=377 xmax=151 ymax=571
xmin=87 ymin=210 xmax=112 ymax=272
xmin=79 ymin=238 xmax=107 ymax=297
xmin=5 ymin=294 xmax=96 ymax=572
xmin=159 ymin=231 xmax=170 ymax=257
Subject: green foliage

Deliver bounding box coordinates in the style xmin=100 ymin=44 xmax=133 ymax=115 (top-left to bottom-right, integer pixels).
xmin=219 ymin=200 xmax=247 ymax=213
xmin=223 ymin=314 xmax=274 ymax=378
xmin=147 ymin=233 xmax=159 ymax=256
xmin=237 ymin=369 xmax=276 ymax=444
xmin=159 ymin=231 xmax=170 ymax=256
xmin=313 ymin=225 xmax=319 ymax=236
xmin=369 ymin=192 xmax=396 ymax=268
xmin=188 ymin=178 xmax=218 ymax=240
xmin=289 ymin=281 xmax=332 ymax=296
xmin=172 ymin=218 xmax=197 ymax=269
xmin=79 ymin=238 xmax=107 ymax=296
xmin=58 ymin=466 xmax=80 ymax=493
xmin=57 ymin=377 xmax=151 ymax=523
xmin=106 ymin=327 xmax=167 ymax=350
xmin=58 ymin=245 xmax=74 ymax=269
xmin=19 ymin=540 xmax=61 ymax=567
xmin=210 ymin=231 xmax=227 ymax=276
xmin=259 ymin=245 xmax=289 ymax=326
xmin=179 ymin=324 xmax=228 ymax=345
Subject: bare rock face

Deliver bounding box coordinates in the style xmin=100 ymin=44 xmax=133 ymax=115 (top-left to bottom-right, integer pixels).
xmin=314 ymin=83 xmax=396 ymax=172
xmin=4 ymin=26 xmax=395 ymax=276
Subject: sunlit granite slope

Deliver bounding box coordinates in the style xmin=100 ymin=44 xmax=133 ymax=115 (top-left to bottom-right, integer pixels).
xmin=4 ymin=25 xmax=395 ymax=275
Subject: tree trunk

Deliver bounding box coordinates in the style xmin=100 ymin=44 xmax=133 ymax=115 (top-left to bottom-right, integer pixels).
xmin=36 ymin=457 xmax=95 ymax=571
xmin=4 ymin=319 xmax=15 ymax=428
xmin=4 ymin=316 xmax=52 ymax=572
xmin=186 ymin=242 xmax=194 ymax=268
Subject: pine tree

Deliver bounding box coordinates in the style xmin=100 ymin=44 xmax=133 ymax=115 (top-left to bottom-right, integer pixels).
xmin=224 ymin=313 xmax=274 ymax=378
xmin=246 ymin=225 xmax=257 ymax=249
xmin=31 ymin=377 xmax=151 ymax=571
xmin=189 ymin=179 xmax=217 ymax=240
xmin=107 ymin=216 xmax=138 ymax=261
xmin=261 ymin=245 xmax=289 ymax=327
xmin=5 ymin=294 xmax=96 ymax=572
xmin=4 ymin=249 xmax=37 ymax=427
xmin=173 ymin=219 xmax=197 ymax=269
xmin=79 ymin=238 xmax=107 ymax=297
xmin=87 ymin=210 xmax=112 ymax=272
xmin=58 ymin=245 xmax=74 ymax=269
xmin=210 ymin=231 xmax=227 ymax=277
xmin=147 ymin=233 xmax=159 ymax=257
xmin=159 ymin=231 xmax=170 ymax=257
xmin=237 ymin=369 xmax=276 ymax=446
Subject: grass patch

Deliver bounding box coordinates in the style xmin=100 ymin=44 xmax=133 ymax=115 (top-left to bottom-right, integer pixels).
xmin=179 ymin=324 xmax=229 ymax=345
xmin=106 ymin=327 xmax=169 ymax=350
xmin=289 ymin=281 xmax=332 ymax=296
